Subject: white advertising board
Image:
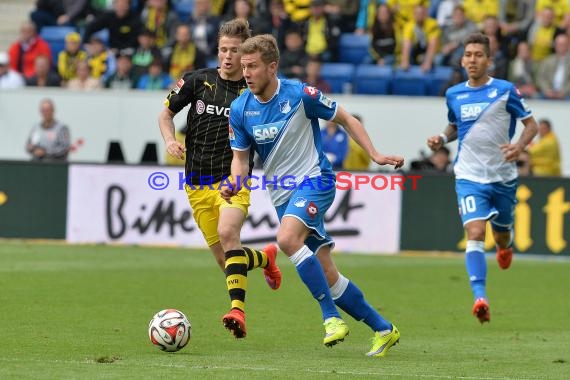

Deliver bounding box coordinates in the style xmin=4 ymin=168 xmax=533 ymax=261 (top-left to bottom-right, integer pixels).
xmin=67 ymin=165 xmax=402 ymax=254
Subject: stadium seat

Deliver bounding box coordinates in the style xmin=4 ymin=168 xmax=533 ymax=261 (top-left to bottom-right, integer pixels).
xmin=320 ymin=63 xmax=355 ymax=94
xmin=392 ymin=66 xmax=428 ymax=96
xmin=174 ymin=0 xmax=194 ymax=22
xmin=426 ymin=66 xmax=454 ymax=96
xmin=353 ymin=64 xmax=392 ymax=95
xmin=338 ymin=33 xmax=370 ymax=64
xmin=40 ymin=26 xmax=77 ymax=60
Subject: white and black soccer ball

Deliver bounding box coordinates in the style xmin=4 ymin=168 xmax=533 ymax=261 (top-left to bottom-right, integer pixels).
xmin=148 ymin=309 xmax=191 ymax=352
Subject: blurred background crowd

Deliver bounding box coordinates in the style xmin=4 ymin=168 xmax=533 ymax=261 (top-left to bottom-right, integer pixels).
xmin=0 ymin=0 xmax=569 ymax=98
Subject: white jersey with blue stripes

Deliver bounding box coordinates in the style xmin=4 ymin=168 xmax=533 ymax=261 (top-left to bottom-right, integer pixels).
xmin=446 ymin=77 xmax=532 ymax=183
xmin=229 ymin=79 xmax=337 ymax=206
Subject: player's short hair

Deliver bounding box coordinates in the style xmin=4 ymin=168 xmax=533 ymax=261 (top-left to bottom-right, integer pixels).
xmin=239 ymin=34 xmax=280 ymax=65
xmin=464 ymin=33 xmax=490 ymax=56
xmin=218 ymin=18 xmax=251 ymax=42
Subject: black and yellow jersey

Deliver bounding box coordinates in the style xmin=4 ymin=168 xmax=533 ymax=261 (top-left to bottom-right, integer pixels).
xmin=165 ymin=68 xmax=252 ymax=185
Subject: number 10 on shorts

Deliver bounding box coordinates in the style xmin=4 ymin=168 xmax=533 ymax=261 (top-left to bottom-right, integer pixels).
xmin=460 ymin=195 xmax=477 ymax=215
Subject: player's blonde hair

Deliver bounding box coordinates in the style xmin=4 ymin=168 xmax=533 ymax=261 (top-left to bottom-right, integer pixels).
xmin=218 ymin=18 xmax=251 ymax=42
xmin=239 ymin=34 xmax=280 ymax=65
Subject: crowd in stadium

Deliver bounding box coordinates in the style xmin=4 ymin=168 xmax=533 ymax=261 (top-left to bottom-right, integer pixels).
xmin=1 ymin=0 xmax=569 ymax=98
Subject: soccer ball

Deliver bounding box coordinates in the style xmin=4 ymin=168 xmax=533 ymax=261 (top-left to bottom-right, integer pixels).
xmin=148 ymin=309 xmax=191 ymax=352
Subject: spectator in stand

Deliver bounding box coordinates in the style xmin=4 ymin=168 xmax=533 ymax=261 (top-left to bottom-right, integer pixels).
xmin=400 ymin=4 xmax=440 ymax=72
xmin=528 ymin=7 xmax=565 ymax=63
xmin=388 ymin=0 xmax=431 ymax=33
xmin=463 ymin=0 xmax=500 ymax=27
xmin=83 ymin=0 xmax=142 ymax=52
xmin=480 ymin=15 xmax=508 ymax=58
xmin=86 ymin=36 xmax=117 ymax=82
xmin=8 ymin=21 xmax=52 ymax=78
xmin=0 ymin=51 xmax=25 ymax=89
xmin=223 ymin=0 xmax=255 ymax=24
xmin=535 ymin=0 xmax=570 ymax=30
xmin=57 ymin=31 xmax=88 ymax=85
xmin=26 ymin=98 xmax=71 ymax=162
xmin=131 ymin=28 xmax=163 ymax=79
xmin=283 ymin=0 xmax=312 ymax=23
xmin=323 ymin=0 xmax=360 ymax=33
xmin=250 ymin=0 xmax=292 ymax=47
xmin=369 ymin=3 xmax=397 ymax=66
xmin=26 ymin=55 xmax=61 ymax=87
xmin=343 ymin=114 xmax=372 ymax=171
xmin=437 ymin=5 xmax=477 ymax=68
xmin=321 ymin=120 xmax=348 ymax=170
xmin=279 ymin=27 xmax=308 ymax=79
xmin=434 ymin=0 xmax=462 ymax=28
xmin=30 ymin=0 xmax=89 ymax=32
xmin=105 ymin=50 xmax=137 ymax=89
xmin=163 ymin=24 xmax=206 ymax=80
xmin=303 ymin=57 xmax=331 ymax=93
xmin=508 ymin=41 xmax=538 ymax=98
xmin=528 ymin=118 xmax=561 ymax=176
xmin=488 ymin=34 xmax=509 ymax=79
xmin=354 ymin=0 xmax=380 ymax=34
xmin=140 ymin=0 xmax=180 ymax=49
xmin=301 ymin=0 xmax=339 ymax=62
xmin=536 ymin=33 xmax=570 ymax=99
xmin=410 ymin=147 xmax=452 ymax=173
xmin=136 ymin=57 xmax=173 ymax=90
xmin=189 ymin=0 xmax=221 ymax=59
xmin=498 ymin=0 xmax=536 ymax=58
xmin=66 ymin=60 xmax=102 ymax=90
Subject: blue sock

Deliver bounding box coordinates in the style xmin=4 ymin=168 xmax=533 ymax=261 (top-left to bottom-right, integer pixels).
xmin=290 ymin=246 xmax=340 ymax=320
xmin=331 ymin=275 xmax=392 ymax=332
xmin=465 ymin=240 xmax=487 ymax=300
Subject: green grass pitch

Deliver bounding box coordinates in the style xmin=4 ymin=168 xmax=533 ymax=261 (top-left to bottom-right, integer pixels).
xmin=0 ymin=241 xmax=569 ymax=379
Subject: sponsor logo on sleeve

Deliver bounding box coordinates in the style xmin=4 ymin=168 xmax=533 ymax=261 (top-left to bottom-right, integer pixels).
xmin=303 ymin=86 xmax=319 ymax=98
xmin=173 ymin=78 xmax=184 ymax=94
xmin=319 ymin=93 xmax=333 ymax=108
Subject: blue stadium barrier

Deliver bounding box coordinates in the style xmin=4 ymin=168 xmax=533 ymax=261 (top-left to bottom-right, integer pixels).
xmin=426 ymin=66 xmax=454 ymax=96
xmin=353 ymin=64 xmax=392 ymax=95
xmin=320 ymin=63 xmax=356 ymax=93
xmin=338 ymin=33 xmax=370 ymax=64
xmin=392 ymin=66 xmax=428 ymax=96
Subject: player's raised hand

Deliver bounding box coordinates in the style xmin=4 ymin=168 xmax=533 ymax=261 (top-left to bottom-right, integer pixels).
xmin=427 ymin=135 xmax=444 ymax=151
xmin=166 ymin=140 xmax=186 ymax=159
xmin=372 ymin=153 xmax=405 ymax=169
xmin=500 ymin=143 xmax=523 ymax=162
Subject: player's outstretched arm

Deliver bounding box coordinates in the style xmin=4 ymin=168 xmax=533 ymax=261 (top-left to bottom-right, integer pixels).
xmin=158 ymin=108 xmax=186 ymax=159
xmin=221 ymin=149 xmax=250 ymax=203
xmin=500 ymin=116 xmax=538 ymax=162
xmin=333 ymin=105 xmax=404 ymax=169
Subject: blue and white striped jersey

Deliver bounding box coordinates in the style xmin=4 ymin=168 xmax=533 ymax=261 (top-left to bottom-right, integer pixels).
xmin=229 ymin=79 xmax=337 ymax=206
xmin=446 ymin=77 xmax=532 ymax=183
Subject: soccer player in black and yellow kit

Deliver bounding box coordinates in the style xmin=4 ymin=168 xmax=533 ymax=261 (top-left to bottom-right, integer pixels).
xmin=158 ymin=19 xmax=281 ymax=339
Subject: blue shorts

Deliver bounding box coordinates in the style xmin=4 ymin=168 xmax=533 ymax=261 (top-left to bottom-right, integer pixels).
xmin=455 ymin=178 xmax=518 ymax=231
xmin=275 ymin=176 xmax=335 ymax=253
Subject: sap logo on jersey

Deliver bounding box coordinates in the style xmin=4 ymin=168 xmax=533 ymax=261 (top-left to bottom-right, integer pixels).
xmin=195 ymin=100 xmax=230 ymax=116
xmin=460 ymin=102 xmax=489 ymax=121
xmin=253 ymin=121 xmax=284 ymax=144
